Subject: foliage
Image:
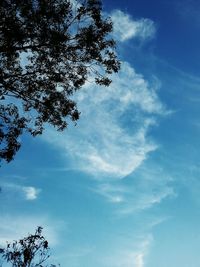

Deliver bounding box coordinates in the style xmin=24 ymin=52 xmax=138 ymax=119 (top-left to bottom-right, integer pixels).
xmin=0 ymin=227 xmax=57 ymax=267
xmin=0 ymin=0 xmax=120 ymax=162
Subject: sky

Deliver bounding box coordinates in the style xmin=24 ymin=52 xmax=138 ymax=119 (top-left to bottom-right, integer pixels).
xmin=1 ymin=0 xmax=200 ymax=266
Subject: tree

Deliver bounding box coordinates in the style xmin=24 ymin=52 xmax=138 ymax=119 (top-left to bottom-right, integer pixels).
xmin=0 ymin=0 xmax=120 ymax=162
xmin=0 ymin=227 xmax=57 ymax=267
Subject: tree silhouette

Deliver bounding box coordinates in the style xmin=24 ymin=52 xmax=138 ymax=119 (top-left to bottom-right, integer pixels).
xmin=0 ymin=227 xmax=57 ymax=267
xmin=0 ymin=0 xmax=120 ymax=162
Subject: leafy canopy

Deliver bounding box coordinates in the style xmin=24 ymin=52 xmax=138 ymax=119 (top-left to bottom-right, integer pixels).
xmin=0 ymin=0 xmax=120 ymax=162
xmin=0 ymin=227 xmax=57 ymax=267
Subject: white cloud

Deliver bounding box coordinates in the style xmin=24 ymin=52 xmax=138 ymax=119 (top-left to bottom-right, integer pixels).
xmin=1 ymin=183 xmax=40 ymax=201
xmin=111 ymin=10 xmax=156 ymax=42
xmin=22 ymin=186 xmax=40 ymax=200
xmin=44 ymin=62 xmax=166 ymax=178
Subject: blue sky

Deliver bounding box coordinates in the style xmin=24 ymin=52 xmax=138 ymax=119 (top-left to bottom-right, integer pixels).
xmin=1 ymin=0 xmax=200 ymax=266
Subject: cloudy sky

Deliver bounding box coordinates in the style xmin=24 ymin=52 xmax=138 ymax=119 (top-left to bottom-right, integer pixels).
xmin=1 ymin=0 xmax=200 ymax=266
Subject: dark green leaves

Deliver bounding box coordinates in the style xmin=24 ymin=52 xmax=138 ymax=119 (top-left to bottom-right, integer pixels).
xmin=0 ymin=0 xmax=120 ymax=162
xmin=0 ymin=227 xmax=54 ymax=267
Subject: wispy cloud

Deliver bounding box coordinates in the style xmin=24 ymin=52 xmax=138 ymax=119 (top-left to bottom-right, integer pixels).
xmin=92 ymin=164 xmax=175 ymax=214
xmin=44 ymin=62 xmax=167 ymax=178
xmin=103 ymin=234 xmax=153 ymax=267
xmin=92 ymin=183 xmax=127 ymax=203
xmin=111 ymin=10 xmax=156 ymax=42
xmin=135 ymin=253 xmax=144 ymax=267
xmin=133 ymin=235 xmax=153 ymax=267
xmin=174 ymin=0 xmax=200 ymax=26
xmin=119 ymin=186 xmax=174 ymax=215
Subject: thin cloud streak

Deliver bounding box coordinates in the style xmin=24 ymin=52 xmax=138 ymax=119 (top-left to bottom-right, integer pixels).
xmin=91 ymin=163 xmax=175 ymax=215
xmin=92 ymin=183 xmax=127 ymax=203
